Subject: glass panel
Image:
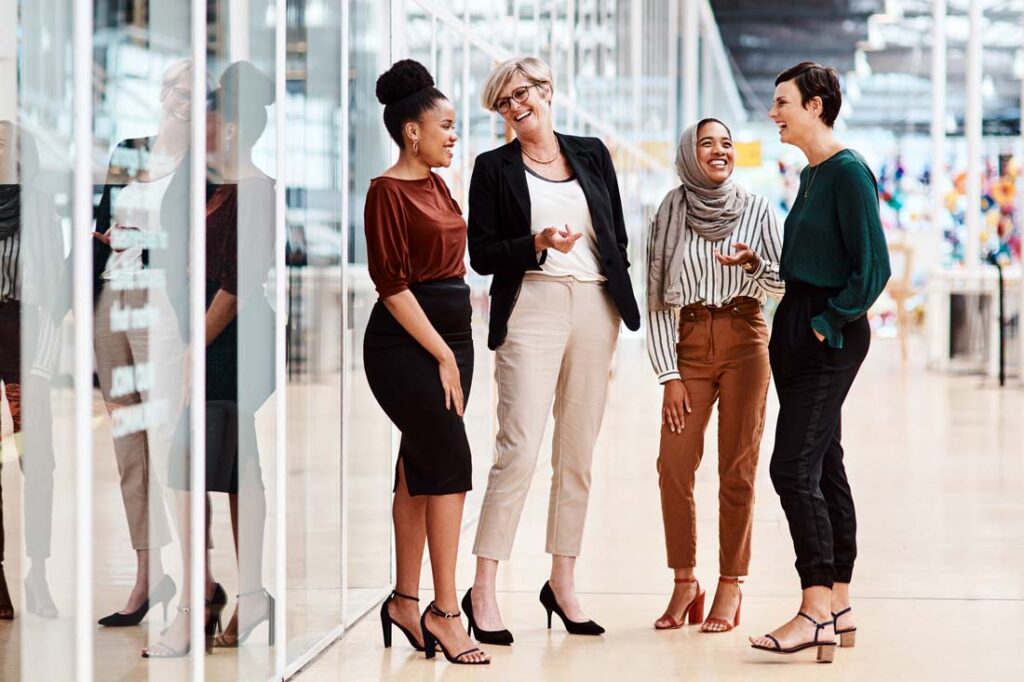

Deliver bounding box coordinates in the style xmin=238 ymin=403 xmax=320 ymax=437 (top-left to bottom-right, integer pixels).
xmin=283 ymin=0 xmax=344 ymax=662
xmin=346 ymin=0 xmax=394 ymax=623
xmin=204 ymin=0 xmax=280 ymax=678
xmin=3 ymin=0 xmax=78 ymax=678
xmin=89 ymin=1 xmax=197 ymax=677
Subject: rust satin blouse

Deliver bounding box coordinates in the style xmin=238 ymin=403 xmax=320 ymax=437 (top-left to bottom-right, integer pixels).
xmin=364 ymin=173 xmax=467 ymax=298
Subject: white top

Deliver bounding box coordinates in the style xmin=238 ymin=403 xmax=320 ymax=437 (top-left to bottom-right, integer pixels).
xmin=102 ymin=171 xmax=175 ymax=278
xmin=646 ymin=192 xmax=785 ymax=384
xmin=525 ymin=168 xmax=605 ymax=282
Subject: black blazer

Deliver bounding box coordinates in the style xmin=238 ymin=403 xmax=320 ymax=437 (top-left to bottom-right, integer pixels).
xmin=467 ymin=133 xmax=641 ymax=350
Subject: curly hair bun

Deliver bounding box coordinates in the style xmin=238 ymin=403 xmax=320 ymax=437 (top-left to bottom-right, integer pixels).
xmin=375 ymin=59 xmax=435 ymax=106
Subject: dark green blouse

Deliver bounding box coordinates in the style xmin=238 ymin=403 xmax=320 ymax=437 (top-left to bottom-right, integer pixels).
xmin=781 ymin=149 xmax=891 ymax=348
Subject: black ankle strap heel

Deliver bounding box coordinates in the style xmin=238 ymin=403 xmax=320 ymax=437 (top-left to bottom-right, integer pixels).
xmin=420 ymin=601 xmax=490 ymax=665
xmin=380 ymin=590 xmax=424 ymax=651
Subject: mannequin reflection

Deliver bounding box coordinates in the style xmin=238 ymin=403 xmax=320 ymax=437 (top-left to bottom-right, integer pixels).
xmin=0 ymin=121 xmax=64 ymax=620
xmin=143 ymin=60 xmax=276 ymax=659
xmin=93 ymin=59 xmax=198 ymax=627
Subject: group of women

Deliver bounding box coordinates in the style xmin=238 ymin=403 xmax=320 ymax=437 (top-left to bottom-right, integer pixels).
xmin=363 ymin=57 xmax=890 ymax=666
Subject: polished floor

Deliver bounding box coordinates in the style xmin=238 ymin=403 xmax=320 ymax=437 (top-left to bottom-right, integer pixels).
xmin=295 ymin=334 xmax=1024 ymax=681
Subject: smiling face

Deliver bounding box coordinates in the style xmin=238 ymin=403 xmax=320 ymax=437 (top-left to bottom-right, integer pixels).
xmin=695 ymin=120 xmax=734 ymax=184
xmin=495 ymin=78 xmax=552 ymax=140
xmin=406 ymin=98 xmax=458 ymax=168
xmin=768 ymin=79 xmax=824 ymax=146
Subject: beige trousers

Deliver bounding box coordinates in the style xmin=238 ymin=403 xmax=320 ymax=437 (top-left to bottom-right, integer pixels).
xmin=94 ymin=284 xmax=184 ymax=551
xmin=473 ymin=274 xmax=620 ymax=561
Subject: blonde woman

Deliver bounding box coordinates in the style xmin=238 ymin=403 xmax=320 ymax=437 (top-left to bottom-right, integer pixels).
xmin=465 ymin=56 xmax=640 ymax=642
xmin=647 ymin=118 xmax=783 ymax=633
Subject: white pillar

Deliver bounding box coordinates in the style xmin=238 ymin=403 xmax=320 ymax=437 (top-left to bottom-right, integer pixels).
xmin=566 ymin=0 xmax=575 ymax=131
xmin=0 ymin=0 xmax=16 ymax=122
xmin=72 ymin=0 xmax=94 ymax=678
xmin=682 ymin=0 xmax=699 ymax=129
xmin=930 ymin=0 xmax=947 ymax=265
xmin=964 ymin=0 xmax=983 ymax=267
xmin=630 ymin=0 xmax=642 ymax=140
xmin=667 ymin=0 xmax=679 ymax=141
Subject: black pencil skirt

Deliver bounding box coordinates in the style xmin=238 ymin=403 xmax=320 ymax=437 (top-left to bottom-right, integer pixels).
xmin=363 ymin=278 xmax=474 ymax=497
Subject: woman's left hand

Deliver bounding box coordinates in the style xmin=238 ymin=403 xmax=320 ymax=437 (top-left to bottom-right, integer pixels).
xmin=714 ymin=242 xmax=759 ymax=271
xmin=812 ymin=328 xmax=825 ymax=343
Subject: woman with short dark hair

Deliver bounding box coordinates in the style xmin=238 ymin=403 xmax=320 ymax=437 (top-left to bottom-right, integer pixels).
xmin=749 ymin=61 xmax=890 ymax=662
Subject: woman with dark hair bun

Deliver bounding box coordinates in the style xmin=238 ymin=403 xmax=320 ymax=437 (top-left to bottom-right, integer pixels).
xmin=750 ymin=61 xmax=890 ymax=662
xmin=364 ymin=59 xmax=489 ymax=666
xmin=144 ymin=59 xmax=278 ymax=659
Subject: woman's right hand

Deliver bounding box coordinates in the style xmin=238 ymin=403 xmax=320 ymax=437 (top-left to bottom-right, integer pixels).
xmin=535 ymin=224 xmax=582 ymax=254
xmin=438 ymin=351 xmax=465 ymax=417
xmin=662 ymin=379 xmax=692 ymax=433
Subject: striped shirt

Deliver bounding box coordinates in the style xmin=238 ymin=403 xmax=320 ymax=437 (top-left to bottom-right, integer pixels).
xmin=646 ymin=192 xmax=784 ymax=384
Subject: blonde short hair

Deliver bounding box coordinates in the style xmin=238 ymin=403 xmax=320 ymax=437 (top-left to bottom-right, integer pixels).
xmin=480 ymin=56 xmax=554 ymax=111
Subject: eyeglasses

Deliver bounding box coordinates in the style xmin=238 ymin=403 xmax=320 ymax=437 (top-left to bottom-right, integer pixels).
xmin=493 ymin=83 xmax=544 ymax=114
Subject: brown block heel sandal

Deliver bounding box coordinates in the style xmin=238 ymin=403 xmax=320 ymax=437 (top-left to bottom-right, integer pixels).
xmin=654 ymin=577 xmax=705 ymax=630
xmin=700 ymin=577 xmax=743 ymax=633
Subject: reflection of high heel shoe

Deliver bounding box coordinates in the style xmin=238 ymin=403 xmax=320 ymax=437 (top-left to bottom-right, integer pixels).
xmin=212 ymin=588 xmax=275 ymax=648
xmin=142 ymin=585 xmax=227 ymax=659
xmin=0 ymin=564 xmax=14 ymax=620
xmin=98 ymin=574 xmax=177 ymax=627
xmin=381 ymin=590 xmax=425 ymax=651
xmin=24 ymin=576 xmax=60 ymax=619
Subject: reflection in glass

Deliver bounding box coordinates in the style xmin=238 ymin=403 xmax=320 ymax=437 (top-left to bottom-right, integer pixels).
xmin=0 ymin=121 xmax=63 ymax=622
xmin=147 ymin=60 xmax=278 ymax=661
xmin=93 ymin=59 xmax=193 ymax=632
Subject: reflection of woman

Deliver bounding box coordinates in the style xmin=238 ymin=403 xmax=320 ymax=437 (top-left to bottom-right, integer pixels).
xmin=144 ymin=60 xmax=276 ymax=659
xmin=365 ymin=59 xmax=489 ymax=666
xmin=93 ymin=59 xmax=196 ymax=627
xmin=750 ymin=62 xmax=890 ymax=661
xmin=0 ymin=121 xmax=63 ymax=620
xmin=466 ymin=57 xmax=640 ymax=641
xmin=646 ymin=119 xmax=783 ymax=633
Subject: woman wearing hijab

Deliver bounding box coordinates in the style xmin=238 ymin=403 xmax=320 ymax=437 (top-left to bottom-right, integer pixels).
xmin=647 ymin=118 xmax=783 ymax=634
xmin=0 ymin=121 xmax=64 ymax=620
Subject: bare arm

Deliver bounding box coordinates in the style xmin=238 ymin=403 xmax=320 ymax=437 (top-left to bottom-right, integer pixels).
xmin=205 ymin=289 xmax=238 ymax=346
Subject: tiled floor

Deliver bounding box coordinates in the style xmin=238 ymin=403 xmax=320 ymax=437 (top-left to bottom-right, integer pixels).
xmin=294 ymin=335 xmax=1024 ymax=681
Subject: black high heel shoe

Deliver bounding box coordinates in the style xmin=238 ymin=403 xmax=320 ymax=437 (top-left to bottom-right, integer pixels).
xmin=142 ymin=593 xmax=226 ymax=659
xmin=380 ymin=590 xmax=425 ymax=651
xmin=0 ymin=564 xmax=14 ymax=620
xmin=539 ymin=581 xmax=604 ymax=636
xmin=462 ymin=588 xmax=513 ymax=645
xmin=212 ymin=588 xmax=275 ymax=648
xmin=420 ymin=602 xmax=490 ymax=665
xmin=99 ymin=574 xmax=177 ymax=627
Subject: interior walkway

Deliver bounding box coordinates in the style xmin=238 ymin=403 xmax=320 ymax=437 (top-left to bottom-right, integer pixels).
xmin=296 ymin=334 xmax=1024 ymax=681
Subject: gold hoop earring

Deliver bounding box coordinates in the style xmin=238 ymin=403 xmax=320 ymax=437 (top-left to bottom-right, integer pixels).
xmin=412 ymin=140 xmax=420 ymax=156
